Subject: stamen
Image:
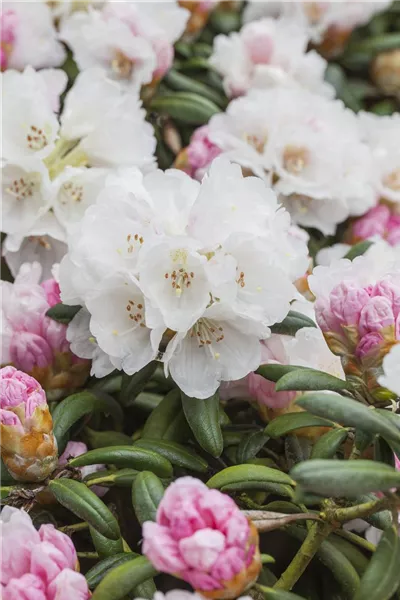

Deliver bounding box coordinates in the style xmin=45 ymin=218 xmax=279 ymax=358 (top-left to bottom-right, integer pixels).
xmin=6 ymin=177 xmax=36 ymax=201
xmin=282 ymin=145 xmax=309 ymax=175
xmin=190 ymin=318 xmax=225 ymax=353
xmin=26 ymin=125 xmax=48 ymax=151
xmin=111 ymin=50 xmax=134 ymax=79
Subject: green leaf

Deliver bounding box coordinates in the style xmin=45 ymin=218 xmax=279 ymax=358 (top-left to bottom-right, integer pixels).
xmin=48 ymin=479 xmax=120 ymax=540
xmin=236 ymin=431 xmax=269 ymax=463
xmin=207 ymin=464 xmax=295 ymax=489
xmin=256 ymin=364 xmax=311 ymax=383
xmin=142 ymin=388 xmax=190 ymax=442
xmin=327 ymin=534 xmax=369 ymax=575
xmin=354 ymin=527 xmax=400 ymax=600
xmin=265 ymin=413 xmax=335 ymax=438
xmin=356 ymin=494 xmax=392 ymax=531
xmin=69 ymin=446 xmax=173 ymax=479
xmin=181 ymin=392 xmax=223 ymax=457
xmin=210 ymin=8 xmax=241 ymax=33
xmin=344 ymin=241 xmax=373 ymax=260
xmin=324 ymin=64 xmax=362 ymax=112
xmin=86 ymin=553 xmax=139 ymax=589
xmin=311 ymin=429 xmax=349 ymax=459
xmin=290 ymin=459 xmax=400 ymax=497
xmin=275 ymin=370 xmax=351 ymax=392
xmin=257 ymin=588 xmax=306 ymax=600
xmin=90 ymin=527 xmax=124 ymax=558
xmin=91 ymin=555 xmax=158 ymax=600
xmin=85 ymin=429 xmax=133 ymax=448
xmin=150 ymin=92 xmax=220 ymax=125
xmin=52 ymin=391 xmax=123 ymax=452
xmin=270 ymin=310 xmax=316 ymax=336
xmin=134 ymin=439 xmax=208 ymax=473
xmin=221 ymin=481 xmax=294 ymax=498
xmin=346 ymin=33 xmax=400 ymax=55
xmin=131 ymin=471 xmax=165 ymax=525
xmin=296 ymin=393 xmax=400 ymax=443
xmin=164 ymin=69 xmax=226 ymax=107
xmin=45 ymin=303 xmax=81 ymax=324
xmin=119 ymin=362 xmax=158 ymax=407
xmin=84 ymin=468 xmax=139 ymax=489
xmin=374 ymin=436 xmax=396 ymax=467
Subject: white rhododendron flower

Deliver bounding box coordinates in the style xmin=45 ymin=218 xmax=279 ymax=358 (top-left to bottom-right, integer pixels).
xmin=210 ymin=16 xmax=333 ymax=98
xmin=358 ymin=112 xmax=400 ymax=206
xmin=0 ymin=2 xmax=66 ymax=71
xmin=204 ymin=87 xmax=376 ymax=235
xmin=379 ymin=344 xmax=400 ymax=396
xmin=1 ymin=66 xmax=156 ymax=278
xmin=60 ymin=158 xmax=309 ymax=397
xmin=60 ymin=1 xmax=189 ymax=88
xmin=243 ymin=1 xmax=391 ymax=44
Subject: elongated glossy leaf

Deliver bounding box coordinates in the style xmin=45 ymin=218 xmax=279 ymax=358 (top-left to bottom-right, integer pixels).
xmin=265 ymin=412 xmax=335 ymax=438
xmin=221 ymin=481 xmax=294 ymax=498
xmin=132 ymin=471 xmax=165 ymax=525
xmin=119 ymin=362 xmax=158 ymax=407
xmin=90 ymin=527 xmax=123 ymax=558
xmin=327 ymin=534 xmax=369 ymax=575
xmin=257 ymin=588 xmax=305 ymax=600
xmin=91 ymin=555 xmax=158 ymax=600
xmin=296 ymin=393 xmax=400 ymax=443
xmin=291 ymin=459 xmax=400 ymax=497
xmin=181 ymin=392 xmax=223 ymax=457
xmin=344 ymin=241 xmax=373 ymax=260
xmin=275 ymin=370 xmax=351 ymax=392
xmin=45 ymin=303 xmax=81 ymax=324
xmin=270 ymin=310 xmax=317 ymax=336
xmin=85 ymin=429 xmax=133 ymax=448
xmin=150 ymin=92 xmax=220 ymax=125
xmin=356 ymin=494 xmax=392 ymax=531
xmin=164 ymin=69 xmax=225 ymax=107
xmin=49 ymin=479 xmax=120 ymax=540
xmin=70 ymin=446 xmax=173 ymax=478
xmin=52 ymin=391 xmax=123 ymax=452
xmin=134 ymin=439 xmax=207 ymax=473
xmin=86 ymin=553 xmax=138 ymax=589
xmin=142 ymin=389 xmax=189 ymax=442
xmin=207 ymin=464 xmax=295 ymax=489
xmin=311 ymin=429 xmax=349 ymax=459
xmin=236 ymin=431 xmax=269 ymax=463
xmin=354 ymin=527 xmax=400 ymax=600
xmin=256 ymin=364 xmax=309 ymax=382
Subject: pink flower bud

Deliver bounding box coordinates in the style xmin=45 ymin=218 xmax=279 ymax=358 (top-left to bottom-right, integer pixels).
xmin=187 ymin=126 xmax=222 ymax=179
xmin=359 ymin=296 xmax=395 ymax=337
xmin=386 ymin=214 xmax=400 ymax=246
xmin=40 ymin=316 xmax=69 ymax=353
xmin=9 ymin=332 xmax=53 ymax=373
xmin=242 ymin=22 xmax=274 ymax=65
xmin=371 ymin=279 xmax=400 ymax=320
xmin=330 ymin=282 xmax=371 ymax=328
xmin=314 ymin=297 xmax=342 ymax=334
xmin=0 ymin=367 xmax=58 ymax=482
xmin=352 ymin=205 xmax=390 ymax=241
xmin=248 ymin=372 xmax=296 ymax=409
xmin=41 ymin=279 xmax=61 ymax=308
xmin=1 ymin=508 xmax=89 ymax=600
xmin=143 ymin=477 xmax=261 ymax=598
xmin=356 ymin=331 xmax=384 ymax=358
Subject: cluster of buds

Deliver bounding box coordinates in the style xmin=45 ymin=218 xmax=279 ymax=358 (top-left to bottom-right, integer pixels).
xmin=0 ymin=367 xmax=58 ymax=481
xmin=347 ymin=204 xmax=400 ymax=247
xmin=2 ymin=262 xmax=90 ymax=396
xmin=143 ymin=477 xmax=261 ymax=599
xmin=1 ymin=507 xmax=90 ymax=599
xmin=314 ymin=278 xmax=400 ymax=402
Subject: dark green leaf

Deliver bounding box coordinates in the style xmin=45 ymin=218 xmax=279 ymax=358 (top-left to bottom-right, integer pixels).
xmin=275 ymin=370 xmax=351 ymax=392
xmin=236 ymin=431 xmax=269 ymax=463
xmin=90 ymin=527 xmax=124 ymax=558
xmin=344 ymin=241 xmax=374 ymax=261
xmin=119 ymin=362 xmax=158 ymax=407
xmin=270 ymin=310 xmax=316 ymax=336
xmin=265 ymin=412 xmax=335 ymax=438
xmin=181 ymin=392 xmax=223 ymax=457
xmin=45 ymin=303 xmax=81 ymax=324
xmin=134 ymin=439 xmax=208 ymax=473
xmin=257 ymin=588 xmax=306 ymax=600
xmin=131 ymin=471 xmax=165 ymax=525
xmin=142 ymin=389 xmax=190 ymax=442
xmin=85 ymin=429 xmax=133 ymax=449
xmin=69 ymin=446 xmax=173 ymax=478
xmin=91 ymin=555 xmax=158 ymax=600
xmin=327 ymin=534 xmax=369 ymax=575
xmin=84 ymin=468 xmax=139 ymax=489
xmin=86 ymin=553 xmax=138 ymax=589
xmin=207 ymin=464 xmax=295 ymax=489
xmin=150 ymin=92 xmax=220 ymax=125
xmin=164 ymin=69 xmax=226 ymax=107
xmin=311 ymin=429 xmax=349 ymax=459
xmin=221 ymin=481 xmax=294 ymax=497
xmin=48 ymin=479 xmax=120 ymax=540
xmin=256 ymin=364 xmax=313 ymax=383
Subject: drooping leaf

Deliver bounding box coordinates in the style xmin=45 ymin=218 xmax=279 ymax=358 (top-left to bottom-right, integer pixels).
xmin=49 ymin=479 xmax=120 ymax=541
xmin=265 ymin=412 xmax=335 ymax=438
xmin=134 ymin=439 xmax=208 ymax=473
xmin=131 ymin=471 xmax=165 ymax=525
xmin=236 ymin=431 xmax=269 ymax=463
xmin=90 ymin=527 xmax=124 ymax=558
xmin=119 ymin=362 xmax=158 ymax=407
xmin=181 ymin=392 xmax=223 ymax=457
xmin=311 ymin=429 xmax=349 ymax=459
xmin=270 ymin=310 xmax=317 ymax=336
xmin=142 ymin=388 xmax=190 ymax=442
xmin=326 ymin=535 xmax=369 ymax=575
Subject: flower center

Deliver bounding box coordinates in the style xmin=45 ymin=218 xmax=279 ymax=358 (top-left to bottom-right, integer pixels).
xmin=190 ymin=318 xmax=225 ymax=355
xmin=164 ymin=268 xmax=195 ymax=297
xmin=283 ymin=145 xmax=309 ymax=175
xmin=26 ymin=125 xmax=49 ymax=151
xmin=383 ymin=168 xmax=400 ymax=192
xmin=126 ymin=233 xmax=144 ymax=254
xmin=6 ymin=176 xmax=38 ymax=201
xmin=236 ymin=270 xmax=246 ymax=288
xmin=111 ymin=50 xmax=134 ymax=79
xmin=244 ymin=133 xmax=266 ymax=154
xmin=125 ymin=298 xmax=145 ymax=327
xmin=28 ymin=236 xmax=52 ymax=250
xmin=59 ymin=181 xmax=83 ymax=204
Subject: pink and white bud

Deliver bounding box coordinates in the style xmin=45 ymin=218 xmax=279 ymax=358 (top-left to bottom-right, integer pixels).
xmin=241 ymin=22 xmax=273 ymax=65
xmin=41 ymin=278 xmax=62 ymax=308
xmin=59 ymin=441 xmax=107 ymax=497
xmin=0 ymin=366 xmax=58 ymax=482
xmin=143 ymin=477 xmax=261 ymax=599
xmin=9 ymin=331 xmax=53 ymax=373
xmin=350 ymin=204 xmax=400 ymax=247
xmin=152 ymin=38 xmax=174 ymax=80
xmin=1 ymin=507 xmax=90 ymax=599
xmin=358 ymin=296 xmax=395 ymax=337
xmin=185 ymin=126 xmax=222 ymax=180
xmin=0 ymin=9 xmax=16 ymax=71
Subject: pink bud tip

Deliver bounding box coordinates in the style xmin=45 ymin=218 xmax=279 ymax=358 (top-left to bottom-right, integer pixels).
xmin=9 ymin=332 xmax=53 ymax=373
xmin=0 ymin=367 xmax=47 ymax=410
xmin=41 ymin=279 xmax=62 ymax=308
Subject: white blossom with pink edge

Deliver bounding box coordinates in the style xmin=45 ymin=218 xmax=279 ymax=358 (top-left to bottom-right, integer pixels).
xmin=0 ymin=2 xmax=65 ymax=71
xmin=60 ymin=1 xmax=189 ymax=88
xmin=210 ymin=16 xmax=334 ymax=99
xmin=0 ymin=507 xmax=90 ymax=600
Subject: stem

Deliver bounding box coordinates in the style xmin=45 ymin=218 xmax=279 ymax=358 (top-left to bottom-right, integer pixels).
xmin=332 ymin=496 xmax=393 ymax=523
xmin=59 ymin=522 xmax=89 ymax=534
xmin=274 ymin=522 xmax=332 ymax=590
xmin=335 ymin=529 xmax=376 ymax=553
xmin=85 ymin=474 xmax=115 ymax=487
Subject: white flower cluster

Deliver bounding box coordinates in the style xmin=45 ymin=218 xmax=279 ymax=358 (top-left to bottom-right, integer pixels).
xmin=60 ymin=158 xmax=309 ymax=398
xmin=204 ymin=87 xmax=376 ymax=234
xmin=60 ymin=1 xmax=189 ymax=88
xmin=1 ymin=66 xmax=156 ymax=279
xmin=243 ymin=1 xmax=391 ymax=44
xmin=210 ymin=15 xmax=334 ymax=98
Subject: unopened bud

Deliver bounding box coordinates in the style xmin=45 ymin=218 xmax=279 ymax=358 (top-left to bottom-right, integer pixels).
xmin=371 ymin=49 xmax=400 ymax=98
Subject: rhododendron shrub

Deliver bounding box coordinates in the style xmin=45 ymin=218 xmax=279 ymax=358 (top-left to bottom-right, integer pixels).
xmin=1 ymin=2 xmax=400 ymax=600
